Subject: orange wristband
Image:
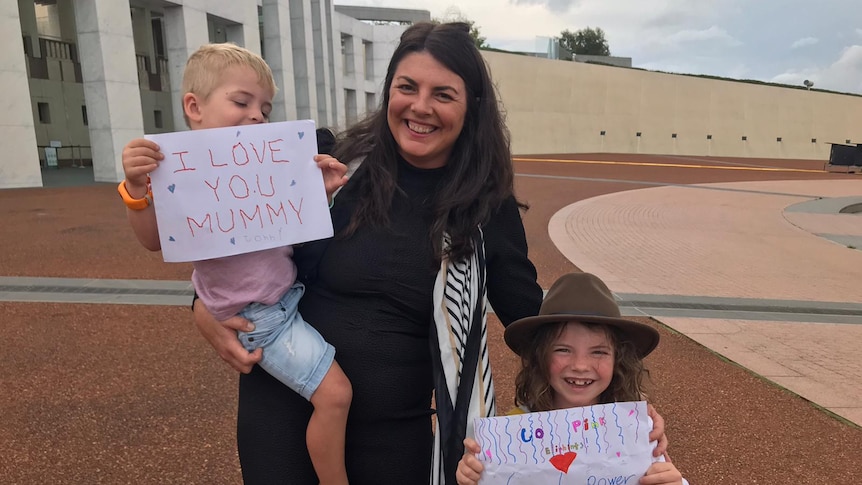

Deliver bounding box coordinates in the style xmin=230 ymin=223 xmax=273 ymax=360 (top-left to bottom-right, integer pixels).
xmin=118 ymin=179 xmax=153 ymax=210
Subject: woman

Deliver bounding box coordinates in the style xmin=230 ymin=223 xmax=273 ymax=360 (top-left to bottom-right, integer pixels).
xmin=193 ymin=22 xmax=663 ymax=484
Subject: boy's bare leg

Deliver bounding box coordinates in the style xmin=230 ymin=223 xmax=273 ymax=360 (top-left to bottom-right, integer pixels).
xmin=308 ymin=361 xmax=352 ymax=485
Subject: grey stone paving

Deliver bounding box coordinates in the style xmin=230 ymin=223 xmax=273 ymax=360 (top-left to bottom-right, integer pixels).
xmin=3 ymin=276 xmax=860 ymax=324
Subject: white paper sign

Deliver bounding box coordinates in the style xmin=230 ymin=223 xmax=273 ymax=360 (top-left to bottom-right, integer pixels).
xmin=146 ymin=120 xmax=332 ymax=262
xmin=473 ymin=401 xmax=656 ymax=485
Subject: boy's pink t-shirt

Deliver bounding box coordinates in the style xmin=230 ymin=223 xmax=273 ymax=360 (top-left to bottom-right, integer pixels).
xmin=192 ymin=246 xmax=296 ymax=321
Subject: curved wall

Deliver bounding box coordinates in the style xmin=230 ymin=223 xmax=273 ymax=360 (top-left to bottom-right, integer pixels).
xmin=483 ymin=51 xmax=862 ymax=160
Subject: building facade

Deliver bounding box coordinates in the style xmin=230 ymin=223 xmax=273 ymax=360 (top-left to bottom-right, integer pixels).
xmin=4 ymin=0 xmax=427 ymax=189
xmin=3 ymin=1 xmax=859 ymax=190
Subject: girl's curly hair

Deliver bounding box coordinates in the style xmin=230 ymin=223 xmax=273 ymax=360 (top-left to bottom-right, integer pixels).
xmin=514 ymin=321 xmax=650 ymax=412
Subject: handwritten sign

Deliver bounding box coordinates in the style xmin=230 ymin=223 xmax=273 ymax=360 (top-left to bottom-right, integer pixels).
xmin=145 ymin=120 xmax=332 ymax=262
xmin=473 ymin=401 xmax=656 ymax=484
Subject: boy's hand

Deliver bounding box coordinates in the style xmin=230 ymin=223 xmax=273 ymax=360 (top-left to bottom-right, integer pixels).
xmin=122 ymin=138 xmax=163 ymax=194
xmin=456 ymin=438 xmax=484 ymax=485
xmin=314 ymin=154 xmax=349 ymax=199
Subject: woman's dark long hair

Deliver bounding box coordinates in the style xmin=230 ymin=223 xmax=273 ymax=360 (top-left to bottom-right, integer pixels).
xmin=333 ymin=22 xmax=516 ymax=262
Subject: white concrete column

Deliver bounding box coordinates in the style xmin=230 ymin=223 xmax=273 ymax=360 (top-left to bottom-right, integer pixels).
xmin=322 ymin=0 xmax=340 ymax=127
xmin=310 ymin=0 xmax=333 ymax=125
xmin=262 ymin=0 xmax=298 ymax=122
xmin=0 ymin=1 xmax=42 ymax=188
xmin=163 ymin=4 xmax=208 ymax=131
xmin=74 ymin=0 xmax=143 ymax=183
xmin=289 ymin=0 xmax=318 ymax=120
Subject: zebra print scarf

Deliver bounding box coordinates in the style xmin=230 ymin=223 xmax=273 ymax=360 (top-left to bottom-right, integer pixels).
xmin=430 ymin=229 xmax=496 ymax=484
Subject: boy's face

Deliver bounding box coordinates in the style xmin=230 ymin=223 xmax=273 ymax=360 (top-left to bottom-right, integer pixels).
xmin=186 ymin=65 xmax=274 ymax=130
xmin=547 ymin=322 xmax=615 ymax=409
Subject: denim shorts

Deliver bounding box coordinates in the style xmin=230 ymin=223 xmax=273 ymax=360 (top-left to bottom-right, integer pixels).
xmin=237 ymin=282 xmax=335 ymax=400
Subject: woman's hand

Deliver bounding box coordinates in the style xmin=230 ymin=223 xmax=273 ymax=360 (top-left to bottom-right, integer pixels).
xmin=639 ymin=461 xmax=683 ymax=485
xmin=647 ymin=403 xmax=668 ymax=457
xmin=455 ymin=438 xmax=484 ymax=485
xmin=314 ymin=154 xmax=349 ymax=199
xmin=193 ymin=299 xmax=262 ymax=373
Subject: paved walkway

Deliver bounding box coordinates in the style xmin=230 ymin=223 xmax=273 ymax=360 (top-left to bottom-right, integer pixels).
xmin=4 ymin=179 xmax=860 ymax=428
xmin=4 ymin=159 xmax=861 ymax=483
xmin=550 ymin=178 xmax=862 ymax=425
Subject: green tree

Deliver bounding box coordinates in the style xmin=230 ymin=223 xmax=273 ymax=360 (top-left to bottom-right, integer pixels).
xmin=434 ymin=7 xmax=488 ymax=49
xmin=559 ymin=27 xmax=610 ymax=58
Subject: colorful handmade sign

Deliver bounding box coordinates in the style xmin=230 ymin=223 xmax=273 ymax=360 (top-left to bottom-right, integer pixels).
xmin=145 ymin=120 xmax=332 ymax=262
xmin=473 ymin=401 xmax=657 ymax=484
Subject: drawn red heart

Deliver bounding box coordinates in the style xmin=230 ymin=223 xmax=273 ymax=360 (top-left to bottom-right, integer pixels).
xmin=549 ymin=452 xmax=577 ymax=473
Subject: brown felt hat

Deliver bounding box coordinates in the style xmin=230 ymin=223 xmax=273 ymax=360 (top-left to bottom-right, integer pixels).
xmin=505 ymin=273 xmax=659 ymax=358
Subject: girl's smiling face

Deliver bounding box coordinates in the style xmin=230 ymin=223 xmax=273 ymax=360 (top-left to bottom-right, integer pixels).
xmin=386 ymin=51 xmax=467 ymax=169
xmin=547 ymin=322 xmax=615 ymax=409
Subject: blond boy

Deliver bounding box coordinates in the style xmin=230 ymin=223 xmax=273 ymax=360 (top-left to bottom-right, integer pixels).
xmin=118 ymin=43 xmax=351 ymax=485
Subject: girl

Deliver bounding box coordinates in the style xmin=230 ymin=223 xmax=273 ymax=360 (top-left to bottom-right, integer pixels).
xmin=456 ymin=272 xmax=686 ymax=485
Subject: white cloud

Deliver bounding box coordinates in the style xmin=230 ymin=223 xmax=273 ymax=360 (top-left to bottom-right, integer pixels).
xmin=661 ymin=26 xmax=742 ymax=48
xmin=338 ymin=0 xmax=862 ymax=94
xmin=770 ymin=45 xmax=862 ymax=93
xmin=791 ymin=37 xmax=819 ymax=49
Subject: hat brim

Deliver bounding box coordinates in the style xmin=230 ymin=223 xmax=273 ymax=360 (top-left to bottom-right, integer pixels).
xmin=504 ymin=314 xmax=660 ymax=359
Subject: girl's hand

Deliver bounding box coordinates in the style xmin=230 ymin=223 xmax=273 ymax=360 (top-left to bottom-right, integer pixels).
xmin=455 ymin=438 xmax=484 ymax=485
xmin=639 ymin=461 xmax=683 ymax=485
xmin=192 ymin=299 xmax=262 ymax=373
xmin=647 ymin=403 xmax=668 ymax=457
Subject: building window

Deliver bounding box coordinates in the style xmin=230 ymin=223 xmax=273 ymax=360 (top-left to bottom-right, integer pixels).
xmin=706 ymin=134 xmax=712 ymax=140
xmin=776 ymin=137 xmax=782 ymax=142
xmin=363 ymin=41 xmax=373 ymax=81
xmin=742 ymin=136 xmax=747 ymax=141
xmin=811 ymin=138 xmax=817 ymax=143
xmin=154 ymin=110 xmax=163 ymax=129
xmin=37 ymin=102 xmax=51 ymax=124
xmin=342 ymin=34 xmax=354 ymax=75
xmin=671 ymin=133 xmax=677 ymax=138
xmin=345 ymin=89 xmax=357 ymax=125
xmin=82 ymin=105 xmax=88 ymax=125
xmin=365 ymin=92 xmax=376 ymax=114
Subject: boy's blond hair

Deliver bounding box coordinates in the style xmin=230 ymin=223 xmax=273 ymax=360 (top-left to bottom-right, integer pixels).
xmin=181 ymin=43 xmax=276 ymax=126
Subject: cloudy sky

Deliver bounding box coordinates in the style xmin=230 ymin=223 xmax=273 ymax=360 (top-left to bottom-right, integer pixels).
xmin=341 ymin=0 xmax=862 ymax=94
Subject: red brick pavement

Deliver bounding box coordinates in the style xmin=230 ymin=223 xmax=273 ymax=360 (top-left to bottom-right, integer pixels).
xmin=1 ymin=155 xmax=860 ymax=483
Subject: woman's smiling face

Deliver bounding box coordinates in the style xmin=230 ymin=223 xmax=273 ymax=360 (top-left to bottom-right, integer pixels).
xmin=386 ymin=51 xmax=467 ymax=169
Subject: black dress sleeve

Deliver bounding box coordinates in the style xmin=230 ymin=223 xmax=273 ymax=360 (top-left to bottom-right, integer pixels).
xmin=483 ymin=196 xmax=543 ymax=326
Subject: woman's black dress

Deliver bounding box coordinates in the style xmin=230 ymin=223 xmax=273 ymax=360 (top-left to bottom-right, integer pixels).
xmin=236 ymin=157 xmax=542 ymax=484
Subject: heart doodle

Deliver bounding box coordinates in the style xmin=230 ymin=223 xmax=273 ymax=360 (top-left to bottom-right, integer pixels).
xmin=549 ymin=452 xmax=577 ymax=474
xmin=230 ymin=237 xmax=236 ymax=245
xmin=236 ymin=130 xmax=241 ymax=137
xmin=290 ymin=180 xmax=296 ymax=186
xmin=616 ymin=452 xmax=621 ymax=457
xmin=168 ymin=236 xmax=175 ymax=242
xmin=298 ymin=131 xmax=305 ymax=139
xmin=167 ymin=184 xmax=176 ymax=193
